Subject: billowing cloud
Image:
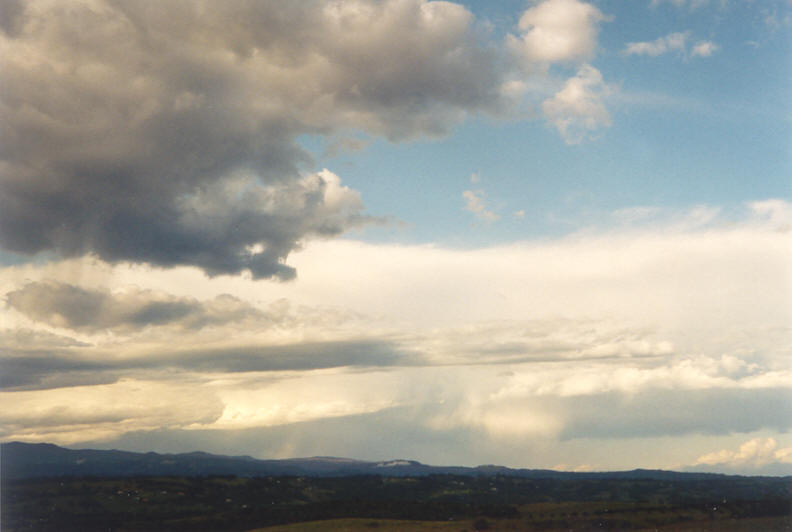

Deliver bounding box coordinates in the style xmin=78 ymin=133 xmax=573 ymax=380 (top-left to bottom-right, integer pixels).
xmin=542 ymin=64 xmax=612 ymax=144
xmin=693 ymin=438 xmax=792 ymax=473
xmin=508 ymin=0 xmax=607 ymax=64
xmin=0 ymin=0 xmax=536 ymax=279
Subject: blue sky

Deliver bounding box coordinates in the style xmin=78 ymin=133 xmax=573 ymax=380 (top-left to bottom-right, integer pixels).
xmin=302 ymin=0 xmax=791 ymax=245
xmin=0 ymin=0 xmax=790 ymax=475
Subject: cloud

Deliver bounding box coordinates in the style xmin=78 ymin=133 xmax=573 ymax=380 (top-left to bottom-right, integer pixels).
xmin=1 ymin=201 xmax=789 ymax=449
xmin=691 ymin=40 xmax=719 ymax=57
xmin=508 ymin=0 xmax=607 ymax=65
xmin=650 ymin=0 xmax=709 ymax=9
xmin=542 ymin=64 xmax=612 ymax=144
xmin=0 ymin=0 xmax=535 ymax=279
xmin=3 ymin=200 xmax=787 ymax=333
xmin=462 ymin=190 xmax=500 ymax=222
xmin=553 ymin=463 xmax=594 ymax=472
xmin=694 ymin=438 xmax=792 ymax=468
xmin=622 ymin=32 xmax=719 ymax=60
xmin=0 ymin=379 xmax=225 ymax=444
xmin=557 ymin=388 xmax=792 ymax=439
xmin=0 ymin=353 xmax=116 ymax=390
xmin=749 ymin=198 xmax=792 ymax=228
xmin=5 ymin=281 xmax=267 ymax=332
xmin=0 ymin=337 xmax=416 ymax=391
xmin=426 ymin=355 xmax=792 ymax=441
xmin=623 ymin=32 xmax=689 ymax=57
xmin=81 ymin=407 xmax=479 ymax=465
xmin=0 ymin=328 xmax=89 ymax=349
xmin=761 ymin=3 xmax=792 ymax=32
xmin=154 ymin=340 xmax=416 ymax=374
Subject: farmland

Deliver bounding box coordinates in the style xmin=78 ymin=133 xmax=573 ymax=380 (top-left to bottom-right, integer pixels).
xmin=4 ymin=474 xmax=790 ymax=531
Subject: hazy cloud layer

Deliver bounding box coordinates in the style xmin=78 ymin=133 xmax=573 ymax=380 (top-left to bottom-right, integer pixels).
xmin=77 ymin=406 xmax=792 ymax=474
xmin=1 ymin=201 xmax=789 ymax=470
xmin=0 ymin=379 xmax=225 ymax=443
xmin=556 ymin=388 xmax=792 ymax=439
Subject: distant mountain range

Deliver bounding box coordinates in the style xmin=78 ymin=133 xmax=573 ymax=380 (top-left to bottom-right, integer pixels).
xmin=1 ymin=441 xmax=751 ymax=481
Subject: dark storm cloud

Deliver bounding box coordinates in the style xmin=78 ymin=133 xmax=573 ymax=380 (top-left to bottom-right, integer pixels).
xmin=0 ymin=0 xmax=517 ymax=278
xmin=6 ymin=281 xmax=266 ymax=331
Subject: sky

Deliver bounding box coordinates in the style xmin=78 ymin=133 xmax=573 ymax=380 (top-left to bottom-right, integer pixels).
xmin=0 ymin=0 xmax=791 ymax=475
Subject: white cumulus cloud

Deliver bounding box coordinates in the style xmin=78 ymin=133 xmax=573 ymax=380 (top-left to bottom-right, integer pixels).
xmin=623 ymin=32 xmax=689 ymax=57
xmin=694 ymin=438 xmax=792 ymax=468
xmin=508 ymin=0 xmax=607 ymax=65
xmin=623 ymin=32 xmax=719 ymax=60
xmin=542 ymin=64 xmax=613 ymax=144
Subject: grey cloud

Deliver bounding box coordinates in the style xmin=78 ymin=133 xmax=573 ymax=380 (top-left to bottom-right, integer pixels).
xmin=73 ymin=400 xmax=792 ymax=475
xmin=424 ymin=320 xmax=674 ymax=366
xmin=156 ymin=340 xmax=419 ymax=373
xmin=0 ymin=0 xmax=519 ymax=278
xmin=0 ymin=353 xmax=115 ymax=390
xmin=0 ymin=0 xmax=24 ymax=36
xmin=5 ymin=281 xmax=267 ymax=331
xmin=0 ymin=328 xmax=90 ymax=349
xmin=0 ymin=388 xmax=226 ymax=440
xmin=82 ymin=406 xmax=477 ymax=465
xmin=686 ymin=462 xmax=792 ymax=476
xmin=557 ymin=388 xmax=792 ymax=439
xmin=0 ymin=338 xmax=416 ymax=390
xmin=0 ymin=408 xmax=135 ymax=433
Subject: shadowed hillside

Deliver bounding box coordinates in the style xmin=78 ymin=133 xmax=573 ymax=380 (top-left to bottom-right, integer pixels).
xmin=2 ymin=442 xmax=790 ymax=531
